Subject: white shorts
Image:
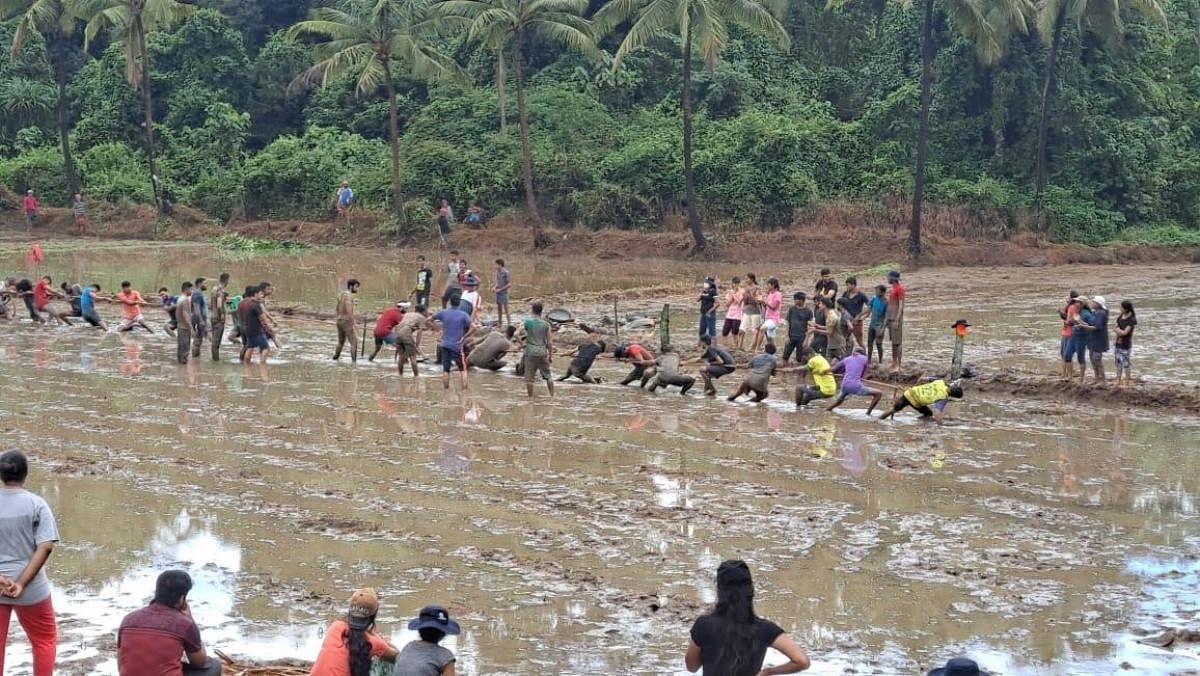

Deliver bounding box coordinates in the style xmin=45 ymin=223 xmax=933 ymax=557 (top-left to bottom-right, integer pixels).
xmin=743 ymin=314 xmax=763 ymax=334
xmin=118 ymin=315 xmax=145 ymax=329
xmin=763 ymin=319 xmax=778 ymax=338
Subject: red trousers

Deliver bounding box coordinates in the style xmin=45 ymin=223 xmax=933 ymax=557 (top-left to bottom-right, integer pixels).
xmin=0 ymin=596 xmax=57 ymax=676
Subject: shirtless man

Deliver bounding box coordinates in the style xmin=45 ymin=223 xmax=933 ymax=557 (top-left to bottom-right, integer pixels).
xmin=333 ymin=279 xmax=360 ymax=363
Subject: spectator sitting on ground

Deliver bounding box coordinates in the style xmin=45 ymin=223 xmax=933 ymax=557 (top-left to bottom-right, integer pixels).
xmin=394 ymin=605 xmax=461 ymax=676
xmin=117 ymin=569 xmax=222 ymax=676
xmin=927 ymin=656 xmax=989 ymax=676
xmin=310 ymin=588 xmax=398 ymax=676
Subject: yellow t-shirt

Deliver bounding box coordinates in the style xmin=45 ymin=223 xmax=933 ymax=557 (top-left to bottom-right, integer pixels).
xmin=807 ymin=355 xmax=837 ymax=396
xmin=905 ymin=380 xmax=950 ymax=408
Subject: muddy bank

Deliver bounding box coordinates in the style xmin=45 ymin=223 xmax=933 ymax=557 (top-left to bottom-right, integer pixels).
xmin=3 ymin=194 xmax=1197 ymax=267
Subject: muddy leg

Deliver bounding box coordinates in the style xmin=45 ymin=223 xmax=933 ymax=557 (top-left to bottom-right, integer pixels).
xmin=701 ymin=371 xmax=715 ymax=396
xmin=751 ymin=388 xmax=768 ymax=402
xmin=727 ymin=383 xmax=748 ymax=402
xmin=679 ymin=377 xmax=695 ymax=395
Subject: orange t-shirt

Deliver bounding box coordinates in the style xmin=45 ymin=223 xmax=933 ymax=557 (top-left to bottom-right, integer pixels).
xmin=309 ymin=620 xmax=391 ymax=676
xmin=1062 ymin=302 xmax=1079 ymax=338
xmin=118 ymin=289 xmax=145 ymax=319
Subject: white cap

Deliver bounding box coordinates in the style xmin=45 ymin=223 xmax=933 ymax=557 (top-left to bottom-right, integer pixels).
xmin=1092 ymin=295 xmax=1106 ymax=309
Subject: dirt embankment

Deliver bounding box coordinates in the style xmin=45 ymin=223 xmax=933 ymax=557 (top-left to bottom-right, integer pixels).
xmin=3 ymin=192 xmax=1198 ymax=267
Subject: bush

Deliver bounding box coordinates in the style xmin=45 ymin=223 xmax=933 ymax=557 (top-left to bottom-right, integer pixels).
xmin=1113 ymin=224 xmax=1200 ymax=247
xmin=1042 ymin=186 xmax=1126 ymax=245
xmin=79 ymin=142 xmax=155 ymax=205
xmin=0 ymin=146 xmax=67 ymax=204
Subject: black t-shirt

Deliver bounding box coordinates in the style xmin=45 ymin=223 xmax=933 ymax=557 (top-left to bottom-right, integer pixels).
xmin=815 ymin=279 xmax=838 ymax=299
xmin=786 ymin=306 xmax=813 ymax=340
xmin=700 ymin=284 xmax=718 ymax=314
xmin=1115 ymin=314 xmax=1137 ymax=350
xmin=15 ymin=279 xmax=32 ymax=293
xmin=416 ymin=268 xmax=433 ymax=295
xmin=690 ymin=614 xmax=785 ymax=676
xmin=572 ymin=343 xmax=604 ymax=370
xmin=244 ymin=301 xmax=265 ymax=336
xmin=703 ymin=346 xmax=734 ymax=366
xmin=841 ymin=291 xmax=868 ymax=319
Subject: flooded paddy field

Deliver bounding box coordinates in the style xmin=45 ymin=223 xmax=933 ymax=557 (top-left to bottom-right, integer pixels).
xmin=1 ymin=241 xmax=1199 ymax=674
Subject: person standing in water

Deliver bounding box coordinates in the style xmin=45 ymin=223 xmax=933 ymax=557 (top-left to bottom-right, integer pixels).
xmin=523 ymin=302 xmax=554 ymax=397
xmin=413 ymin=255 xmax=434 ymax=309
xmin=369 ymin=302 xmax=406 ymax=362
xmin=441 ymin=251 xmax=462 ymax=309
xmin=394 ymin=305 xmax=428 ymax=377
xmin=740 ymin=274 xmax=761 ymax=351
xmin=430 ymin=296 xmax=474 ymax=390
xmin=209 ymin=273 xmax=230 ymax=361
xmin=1113 ymin=300 xmax=1137 ymax=388
xmin=867 ymin=285 xmax=888 ymax=365
xmin=494 ymin=258 xmax=511 ymax=329
xmin=782 ymin=293 xmax=812 ymax=365
xmin=1082 ymin=296 xmax=1110 ymax=385
xmin=190 ymin=278 xmax=208 ymax=360
xmin=698 ymin=276 xmax=718 ymax=347
xmin=685 ymin=560 xmax=811 ymax=676
xmin=885 ymin=271 xmax=906 ymax=372
xmin=0 ymin=450 xmax=60 ymax=676
xmin=333 ymin=279 xmax=360 ymax=363
xmin=175 ymin=282 xmax=194 ymax=365
xmin=721 ymin=276 xmax=745 ymax=349
xmin=116 ymin=281 xmax=153 ymax=333
xmin=79 ymin=284 xmax=106 ymax=330
xmin=840 ymin=276 xmax=870 ymax=350
xmin=240 ymin=286 xmax=271 ymax=365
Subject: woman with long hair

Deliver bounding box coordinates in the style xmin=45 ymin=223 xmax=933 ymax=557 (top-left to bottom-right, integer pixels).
xmin=310 ymin=588 xmax=399 ymax=676
xmin=0 ymin=449 xmax=59 ymax=676
xmin=1113 ymin=300 xmax=1138 ymax=388
xmin=686 ymin=560 xmax=810 ymax=676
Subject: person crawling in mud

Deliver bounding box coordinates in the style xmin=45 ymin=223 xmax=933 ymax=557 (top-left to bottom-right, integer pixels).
xmin=698 ymin=335 xmax=735 ymax=396
xmin=615 ymin=342 xmax=657 ymax=387
xmin=466 ymin=325 xmax=515 ymax=371
xmin=728 ymin=344 xmax=779 ymax=402
xmin=648 ymin=345 xmax=696 ymax=394
xmin=558 ymin=333 xmax=606 ymax=384
xmin=879 ymin=378 xmax=964 ymax=423
xmin=794 ymin=346 xmax=837 ymax=407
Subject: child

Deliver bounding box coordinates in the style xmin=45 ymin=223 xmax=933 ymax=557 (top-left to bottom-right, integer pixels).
xmin=395 ymin=605 xmax=459 ymax=676
xmin=867 ymin=285 xmax=888 ymax=364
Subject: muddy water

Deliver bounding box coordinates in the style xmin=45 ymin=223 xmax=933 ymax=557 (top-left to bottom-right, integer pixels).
xmin=1 ymin=242 xmax=1199 ymax=675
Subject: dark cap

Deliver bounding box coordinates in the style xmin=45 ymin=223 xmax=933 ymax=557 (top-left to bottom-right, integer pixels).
xmin=927 ymin=657 xmax=988 ymax=676
xmin=716 ymin=560 xmax=753 ymax=587
xmin=886 ymin=270 xmax=901 ymax=280
xmin=407 ymin=605 xmax=461 ymax=635
xmin=950 ymin=319 xmax=971 ymax=328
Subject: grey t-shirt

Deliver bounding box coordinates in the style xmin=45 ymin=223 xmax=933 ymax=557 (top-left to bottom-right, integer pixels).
xmin=394 ymin=639 xmax=455 ymax=676
xmin=0 ymin=487 xmax=59 ymax=605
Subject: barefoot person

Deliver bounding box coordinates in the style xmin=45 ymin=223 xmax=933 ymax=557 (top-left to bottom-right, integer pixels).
xmin=721 ymin=277 xmax=745 ymax=348
xmin=558 ymin=334 xmax=606 ymax=384
xmin=794 ymin=346 xmax=837 ymax=407
xmin=867 ymin=285 xmax=888 ymax=365
xmin=333 ymin=279 xmax=360 ymax=363
xmin=79 ymin=284 xmax=107 ymax=330
xmin=840 ymin=276 xmax=870 ymax=349
xmin=522 ymin=302 xmax=554 ymax=397
xmin=685 ymin=560 xmax=811 ymax=676
xmin=615 ymin=343 xmax=657 ymax=387
xmin=430 ymin=296 xmax=474 ymax=390
xmin=494 ymin=259 xmax=511 ymax=329
xmin=466 ymin=326 xmax=514 ymax=371
xmin=209 ymin=273 xmax=230 ymax=361
xmin=174 ymin=282 xmax=194 ymax=365
xmin=648 ymin=345 xmax=695 ymax=395
xmin=369 ymin=303 xmax=405 ymax=362
xmin=782 ymin=293 xmax=812 ymax=365
xmin=310 ymin=588 xmax=399 ymax=676
xmin=395 ymin=605 xmax=460 ymax=676
xmin=728 ymin=344 xmax=779 ymax=403
xmin=0 ymin=450 xmax=59 ymax=676
xmin=239 ymin=286 xmax=270 ymax=365
xmin=698 ymin=335 xmax=735 ymax=396
xmin=394 ymin=305 xmax=427 ymax=377
xmin=740 ymin=274 xmax=761 ymax=351
xmin=117 ymin=570 xmax=222 ymax=676
xmin=412 ymin=255 xmax=434 ymax=309
xmin=880 ymin=379 xmax=965 ymax=423
xmin=885 ymin=271 xmax=906 ymax=372
xmin=825 ymin=347 xmax=883 ymax=414
xmin=1114 ymin=300 xmax=1137 ymax=388
xmin=116 ymin=281 xmax=153 ymax=333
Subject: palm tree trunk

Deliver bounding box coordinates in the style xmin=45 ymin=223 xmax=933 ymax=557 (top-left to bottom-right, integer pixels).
xmin=53 ymin=55 xmax=79 ymax=197
xmin=1034 ymin=10 xmax=1066 ymax=221
xmin=497 ymin=50 xmax=507 ymax=134
xmin=909 ymin=0 xmax=935 ymax=260
xmin=383 ymin=59 xmax=404 ymax=221
xmin=513 ymin=28 xmax=543 ymax=236
xmin=682 ymin=25 xmax=706 ymax=252
xmin=136 ymin=20 xmax=162 ymax=211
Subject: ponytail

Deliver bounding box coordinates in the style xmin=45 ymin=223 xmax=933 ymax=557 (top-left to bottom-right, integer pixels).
xmin=345 ymin=623 xmax=373 ymax=676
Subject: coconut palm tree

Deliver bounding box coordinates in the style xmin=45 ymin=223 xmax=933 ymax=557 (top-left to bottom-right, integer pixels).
xmin=2 ymin=0 xmax=83 ymax=196
xmin=595 ymin=0 xmax=790 ymax=252
xmin=1033 ymin=0 xmax=1165 ymax=211
xmin=437 ymin=0 xmax=599 ymax=235
xmin=289 ymin=0 xmax=460 ymax=219
xmin=76 ymin=0 xmax=195 ymax=210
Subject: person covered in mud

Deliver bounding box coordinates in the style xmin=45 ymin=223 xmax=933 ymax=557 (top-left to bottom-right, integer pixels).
xmin=879 ymin=378 xmax=964 ymax=423
xmin=686 ymin=560 xmax=811 ymax=676
xmin=430 ymin=295 xmax=474 ymax=389
xmin=0 ymin=278 xmax=14 ymax=320
xmin=466 ymin=325 xmax=514 ymax=371
xmin=116 ymin=281 xmax=153 ymax=333
xmin=117 ymin=569 xmax=221 ymax=676
xmin=1113 ymin=300 xmax=1137 ymax=388
xmin=885 ymin=270 xmax=906 ymax=372
xmin=494 ymin=258 xmax=511 ymax=329
xmin=648 ymin=345 xmax=695 ymax=395
xmin=523 ymin=301 xmax=555 ymax=397
xmin=13 ymin=278 xmax=41 ymax=323
xmin=867 ymin=285 xmax=888 ymax=365
xmin=825 ymin=347 xmax=883 ymax=414
xmin=394 ymin=304 xmax=428 ymax=377
xmin=698 ymin=335 xmax=735 ymax=396
xmin=190 ymin=278 xmax=208 ymax=359
xmin=395 ymin=605 xmax=460 ymax=676
xmin=728 ymin=344 xmax=778 ymax=403
xmin=59 ymin=282 xmax=83 ymax=318
xmin=369 ymin=302 xmax=406 ymax=362
xmin=441 ymin=251 xmax=462 ymax=309
xmin=794 ymin=346 xmax=838 ymax=407
xmin=159 ymin=286 xmax=179 ymax=334
xmin=614 ymin=342 xmax=657 ymax=387
xmin=333 ymin=279 xmax=360 ymax=363
xmin=209 ymin=273 xmax=230 ymax=361
xmin=559 ymin=333 xmax=607 ymax=384
xmin=174 ymin=281 xmax=195 ymax=365
xmin=0 ymin=450 xmax=60 ymax=676
xmin=310 ymin=588 xmax=398 ymax=676
xmin=927 ymin=657 xmax=989 ymax=676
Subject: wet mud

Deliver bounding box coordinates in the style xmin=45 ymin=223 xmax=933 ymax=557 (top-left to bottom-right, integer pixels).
xmin=0 ymin=243 xmax=1198 ymax=674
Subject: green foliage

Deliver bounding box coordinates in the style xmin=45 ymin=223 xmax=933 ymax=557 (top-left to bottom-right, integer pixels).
xmin=0 ymin=145 xmax=66 ymax=202
xmin=1042 ymin=185 xmax=1127 ymax=244
xmin=1113 ymin=224 xmax=1200 ymax=247
xmin=78 ymin=142 xmax=154 ymax=204
xmin=212 ymin=233 xmax=311 ymax=253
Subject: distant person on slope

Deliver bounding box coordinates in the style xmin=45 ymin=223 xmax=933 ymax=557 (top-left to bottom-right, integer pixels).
xmin=336 ymin=181 xmax=353 ymax=218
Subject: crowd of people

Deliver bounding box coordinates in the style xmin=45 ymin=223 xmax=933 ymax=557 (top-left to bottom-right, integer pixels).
xmin=1057 ymin=291 xmax=1138 ymax=388
xmin=0 ymin=446 xmax=995 ymax=675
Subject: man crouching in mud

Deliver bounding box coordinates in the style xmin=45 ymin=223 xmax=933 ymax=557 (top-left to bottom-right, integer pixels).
xmin=559 ymin=334 xmax=606 ymax=384
xmin=879 ymin=379 xmax=965 ymax=424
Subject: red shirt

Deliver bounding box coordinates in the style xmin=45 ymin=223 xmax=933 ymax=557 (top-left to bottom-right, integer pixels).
xmin=374 ymin=307 xmax=405 ymax=338
xmin=33 ymin=279 xmax=49 ymax=310
xmin=117 ymin=603 xmax=203 ymax=676
xmin=626 ymin=344 xmax=653 ymax=363
xmin=22 ymin=195 xmax=37 ymax=212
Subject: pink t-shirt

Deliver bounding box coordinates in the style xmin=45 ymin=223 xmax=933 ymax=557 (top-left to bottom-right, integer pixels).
xmin=763 ymin=290 xmax=782 ymax=322
xmin=724 ymin=289 xmax=745 ymax=320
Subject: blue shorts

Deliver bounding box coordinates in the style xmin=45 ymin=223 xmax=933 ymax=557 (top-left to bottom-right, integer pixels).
xmin=840 ymin=383 xmax=872 ymax=397
xmin=440 ymin=346 xmax=464 ymax=372
xmin=1069 ymin=335 xmax=1088 ymax=364
xmin=1060 ymin=336 xmax=1072 ymax=362
xmin=496 ymin=292 xmax=509 ymax=306
xmin=374 ymin=334 xmax=397 ymax=347
xmin=243 ymin=333 xmax=269 ymax=350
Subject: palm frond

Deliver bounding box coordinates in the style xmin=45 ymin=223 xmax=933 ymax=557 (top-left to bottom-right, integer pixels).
xmin=592 ymin=0 xmax=650 ymax=36
xmin=611 ymin=0 xmax=679 ymax=69
xmin=528 ymin=17 xmax=600 ymax=59
xmin=720 ymin=0 xmax=789 ymax=49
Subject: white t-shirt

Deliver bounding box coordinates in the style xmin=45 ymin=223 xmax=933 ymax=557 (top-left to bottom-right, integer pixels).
xmin=460 ymin=290 xmax=481 ymax=317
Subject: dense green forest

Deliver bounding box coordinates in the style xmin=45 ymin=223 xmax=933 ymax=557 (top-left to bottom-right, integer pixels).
xmin=1 ymin=0 xmax=1198 ymax=251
